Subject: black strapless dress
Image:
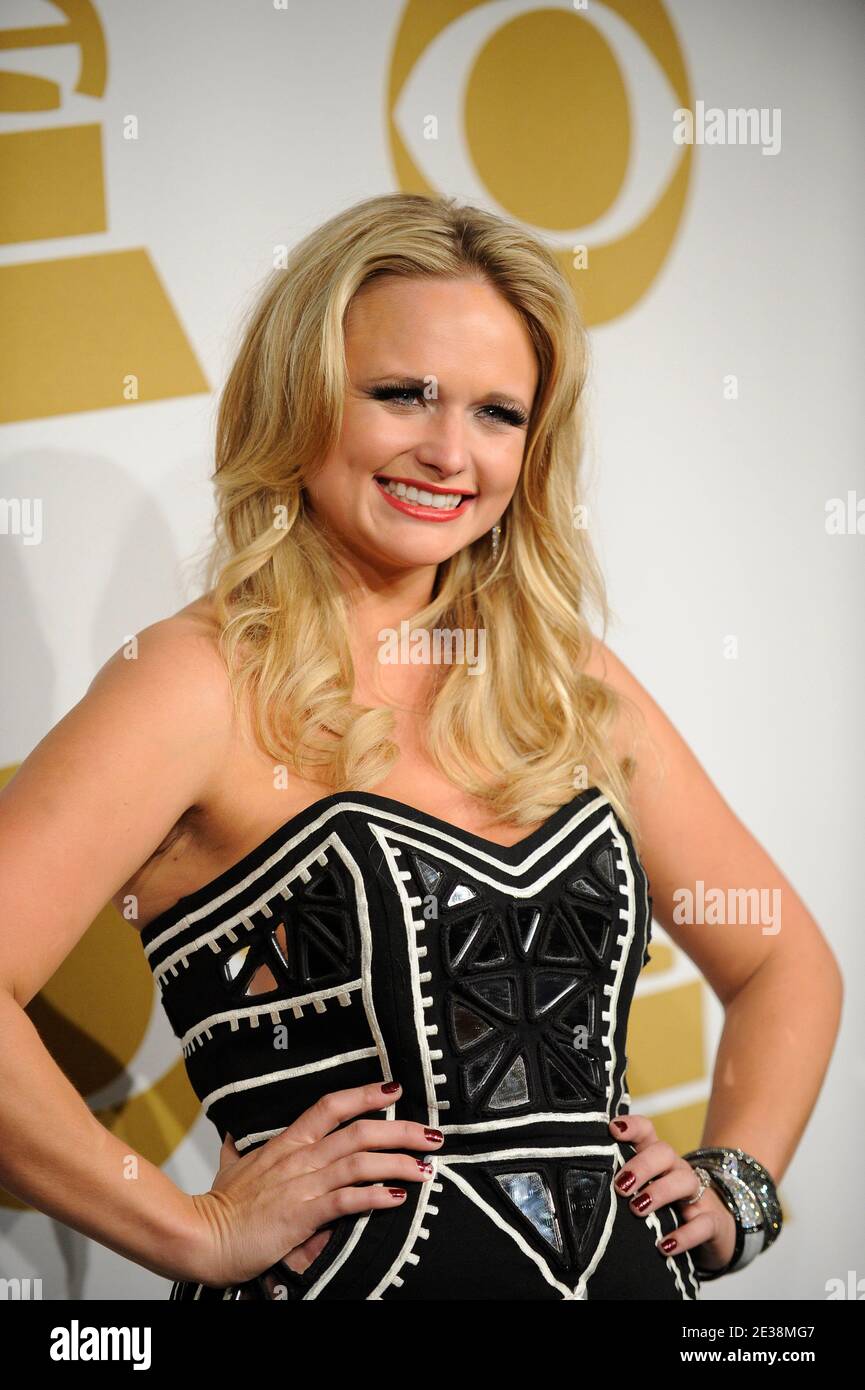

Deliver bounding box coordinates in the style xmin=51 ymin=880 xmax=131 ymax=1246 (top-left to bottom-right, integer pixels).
xmin=138 ymin=788 xmax=700 ymax=1300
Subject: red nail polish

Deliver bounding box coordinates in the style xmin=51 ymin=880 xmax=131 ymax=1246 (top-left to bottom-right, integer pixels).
xmin=381 ymin=1081 xmax=401 ymax=1093
xmin=616 ymin=1170 xmax=636 ymax=1192
xmin=631 ymin=1193 xmax=652 ymax=1213
xmin=388 ymin=1188 xmax=406 ymax=1198
xmin=659 ymin=1237 xmax=677 ymax=1253
xmin=424 ymin=1128 xmax=443 ymax=1142
xmin=612 ymin=1119 xmax=628 ymax=1132
xmin=417 ymin=1159 xmax=433 ymax=1173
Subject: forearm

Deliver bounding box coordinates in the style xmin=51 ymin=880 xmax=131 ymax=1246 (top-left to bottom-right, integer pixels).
xmin=0 ymin=989 xmax=205 ymax=1282
xmin=698 ymin=941 xmax=843 ymax=1182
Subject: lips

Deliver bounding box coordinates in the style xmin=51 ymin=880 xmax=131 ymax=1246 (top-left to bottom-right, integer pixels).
xmin=374 ymin=475 xmax=476 ymax=499
xmin=373 ymin=475 xmax=476 ymax=522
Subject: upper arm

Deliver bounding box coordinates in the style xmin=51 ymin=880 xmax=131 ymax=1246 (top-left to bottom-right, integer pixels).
xmin=584 ymin=637 xmax=839 ymax=1005
xmin=0 ymin=615 xmax=234 ymax=1008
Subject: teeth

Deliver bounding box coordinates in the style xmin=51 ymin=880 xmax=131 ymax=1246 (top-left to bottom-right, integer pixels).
xmin=377 ymin=479 xmax=468 ymax=510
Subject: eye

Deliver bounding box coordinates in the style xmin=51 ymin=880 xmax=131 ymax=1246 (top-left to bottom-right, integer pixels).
xmin=479 ymin=404 xmax=529 ymax=427
xmin=368 ymin=384 xmax=528 ymax=428
xmin=368 ymin=384 xmax=426 ymax=407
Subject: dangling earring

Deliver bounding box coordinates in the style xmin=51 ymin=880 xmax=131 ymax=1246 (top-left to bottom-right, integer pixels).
xmin=490 ymin=522 xmax=502 ymax=561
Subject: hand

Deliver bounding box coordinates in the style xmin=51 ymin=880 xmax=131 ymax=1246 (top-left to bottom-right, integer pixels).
xmin=608 ymin=1113 xmax=737 ymax=1273
xmin=185 ymin=1080 xmax=443 ymax=1287
xmin=214 ymin=1133 xmax=336 ymax=1275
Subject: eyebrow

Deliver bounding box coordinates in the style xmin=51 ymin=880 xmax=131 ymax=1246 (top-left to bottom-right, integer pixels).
xmin=363 ymin=374 xmax=530 ymax=414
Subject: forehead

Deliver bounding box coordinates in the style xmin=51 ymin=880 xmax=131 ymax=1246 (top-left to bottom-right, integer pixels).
xmin=345 ymin=276 xmax=538 ymax=384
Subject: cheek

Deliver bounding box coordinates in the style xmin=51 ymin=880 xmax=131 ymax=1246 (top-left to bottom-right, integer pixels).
xmin=304 ymin=466 xmax=380 ymax=536
xmin=479 ymin=454 xmax=523 ymax=502
xmin=305 ymin=456 xmax=362 ymax=508
xmin=341 ymin=408 xmax=403 ymax=462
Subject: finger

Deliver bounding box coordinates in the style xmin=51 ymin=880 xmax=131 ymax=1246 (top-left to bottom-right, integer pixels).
xmin=300 ymin=1178 xmax=413 ymax=1239
xmin=613 ymin=1138 xmax=678 ymax=1195
xmin=281 ymin=1226 xmax=334 ymax=1275
xmin=623 ymin=1159 xmax=707 ymax=1217
xmin=217 ymin=1131 xmax=241 ymax=1167
xmin=321 ymin=1147 xmax=439 ymax=1196
xmin=287 ymin=1145 xmax=438 ymax=1212
xmin=655 ymin=1210 xmax=716 ymax=1256
xmin=264 ymin=1081 xmax=403 ymax=1163
xmin=676 ymin=1182 xmax=729 ymax=1229
xmin=608 ymin=1112 xmax=658 ymax=1150
xmin=297 ymin=1117 xmax=444 ymax=1175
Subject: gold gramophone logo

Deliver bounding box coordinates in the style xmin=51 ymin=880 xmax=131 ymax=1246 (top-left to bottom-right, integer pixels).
xmin=0 ymin=0 xmax=208 ymax=424
xmin=387 ymin=0 xmax=694 ymax=326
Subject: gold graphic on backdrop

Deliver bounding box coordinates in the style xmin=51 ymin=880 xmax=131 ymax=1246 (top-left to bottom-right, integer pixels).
xmin=1 ymin=250 xmax=209 ymax=422
xmin=0 ymin=0 xmax=208 ymax=423
xmin=0 ymin=764 xmax=200 ymax=1213
xmin=388 ymin=0 xmax=693 ymax=325
xmin=0 ymin=0 xmax=106 ymax=110
xmin=466 ymin=11 xmax=628 ymax=231
xmin=0 ymin=125 xmax=106 ymax=242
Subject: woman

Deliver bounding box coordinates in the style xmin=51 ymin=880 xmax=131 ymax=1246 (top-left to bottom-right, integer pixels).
xmin=0 ymin=194 xmax=841 ymax=1301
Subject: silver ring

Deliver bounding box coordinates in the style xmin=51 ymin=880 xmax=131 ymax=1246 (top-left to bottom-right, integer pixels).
xmin=685 ymin=1164 xmax=712 ymax=1205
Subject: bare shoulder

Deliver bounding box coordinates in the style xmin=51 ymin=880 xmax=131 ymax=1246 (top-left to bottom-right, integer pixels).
xmin=84 ymin=596 xmax=235 ymax=752
xmin=101 ymin=591 xmax=224 ymax=676
xmin=581 ymin=635 xmax=665 ymax=787
xmin=582 ymin=636 xmax=838 ymax=1003
xmin=0 ymin=594 xmax=236 ymax=1004
xmin=583 ymin=633 xmax=730 ymax=818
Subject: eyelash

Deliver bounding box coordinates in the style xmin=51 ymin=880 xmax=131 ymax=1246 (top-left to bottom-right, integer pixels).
xmin=368 ymin=383 xmax=528 ymax=428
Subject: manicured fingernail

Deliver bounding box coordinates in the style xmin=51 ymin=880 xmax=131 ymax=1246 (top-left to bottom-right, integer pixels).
xmin=424 ymin=1129 xmax=443 ymax=1143
xmin=631 ymin=1193 xmax=652 ymax=1213
xmin=389 ymin=1188 xmax=406 ymax=1199
xmin=612 ymin=1119 xmax=628 ymax=1132
xmin=659 ymin=1237 xmax=677 ymax=1253
xmin=381 ymin=1081 xmax=401 ymax=1093
xmin=616 ymin=1170 xmax=636 ymax=1192
xmin=417 ymin=1159 xmax=433 ymax=1174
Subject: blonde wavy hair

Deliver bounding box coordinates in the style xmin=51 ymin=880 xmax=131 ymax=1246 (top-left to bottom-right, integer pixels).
xmin=202 ymin=192 xmax=643 ymax=839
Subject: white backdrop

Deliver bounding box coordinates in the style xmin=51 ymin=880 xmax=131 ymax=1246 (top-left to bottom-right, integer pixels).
xmin=1 ymin=0 xmax=862 ymax=1300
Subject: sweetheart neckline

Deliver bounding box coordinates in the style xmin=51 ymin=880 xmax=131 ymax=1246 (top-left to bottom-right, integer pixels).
xmin=136 ymin=785 xmax=604 ymax=943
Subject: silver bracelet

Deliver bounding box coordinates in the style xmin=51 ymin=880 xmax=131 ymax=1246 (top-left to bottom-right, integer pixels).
xmin=683 ymin=1146 xmax=783 ymax=1280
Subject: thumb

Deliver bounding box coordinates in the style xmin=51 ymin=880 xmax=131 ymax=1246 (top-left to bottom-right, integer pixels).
xmin=218 ymin=1130 xmax=241 ymax=1168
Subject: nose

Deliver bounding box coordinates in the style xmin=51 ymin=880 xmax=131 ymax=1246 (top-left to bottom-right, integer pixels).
xmin=412 ymin=408 xmax=472 ymax=484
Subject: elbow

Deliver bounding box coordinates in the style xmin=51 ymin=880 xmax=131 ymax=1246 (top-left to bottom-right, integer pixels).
xmin=811 ymin=937 xmax=844 ymax=1030
xmin=829 ymin=949 xmax=845 ymax=1016
xmin=817 ymin=932 xmax=844 ymax=1000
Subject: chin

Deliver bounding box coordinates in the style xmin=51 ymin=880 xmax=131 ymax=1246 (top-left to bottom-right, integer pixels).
xmin=378 ymin=540 xmax=464 ymax=569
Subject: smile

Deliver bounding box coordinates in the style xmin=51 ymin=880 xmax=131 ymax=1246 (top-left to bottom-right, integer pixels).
xmin=373 ymin=476 xmax=476 ymax=521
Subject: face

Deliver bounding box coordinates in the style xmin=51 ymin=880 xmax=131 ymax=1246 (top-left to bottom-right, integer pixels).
xmin=303 ymin=275 xmax=538 ymax=582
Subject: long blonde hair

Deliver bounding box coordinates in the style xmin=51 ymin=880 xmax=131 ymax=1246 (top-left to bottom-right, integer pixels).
xmin=203 ymin=192 xmax=643 ymax=839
